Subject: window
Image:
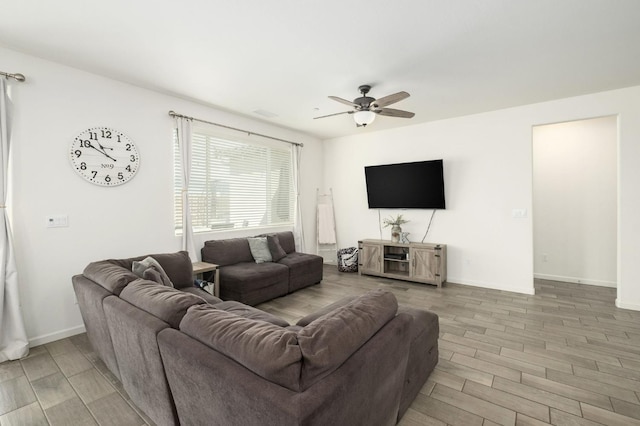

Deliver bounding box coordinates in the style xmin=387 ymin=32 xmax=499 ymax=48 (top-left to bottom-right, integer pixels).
xmin=174 ymin=127 xmax=294 ymax=233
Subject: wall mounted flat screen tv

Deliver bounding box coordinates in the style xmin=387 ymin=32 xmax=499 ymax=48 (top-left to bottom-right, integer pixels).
xmin=365 ymin=159 xmax=446 ymax=209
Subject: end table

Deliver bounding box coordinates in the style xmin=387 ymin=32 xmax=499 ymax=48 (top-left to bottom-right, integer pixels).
xmin=192 ymin=261 xmax=219 ymax=297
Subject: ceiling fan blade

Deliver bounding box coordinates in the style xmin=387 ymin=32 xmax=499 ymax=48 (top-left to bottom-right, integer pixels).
xmin=372 ymin=91 xmax=410 ymax=108
xmin=328 ymin=96 xmax=358 ymax=107
xmin=313 ymin=110 xmax=353 ymax=119
xmin=375 ymin=108 xmax=415 ymax=118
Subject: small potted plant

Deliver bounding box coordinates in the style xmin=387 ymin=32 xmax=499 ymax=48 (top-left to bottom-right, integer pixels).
xmin=383 ymin=214 xmax=409 ymax=243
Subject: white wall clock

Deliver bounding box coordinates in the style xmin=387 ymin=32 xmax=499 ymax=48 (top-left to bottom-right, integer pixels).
xmin=70 ymin=127 xmax=140 ymax=186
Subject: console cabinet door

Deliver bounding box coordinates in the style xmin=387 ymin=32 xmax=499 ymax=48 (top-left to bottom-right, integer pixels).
xmin=411 ymin=247 xmax=440 ymax=283
xmin=360 ymin=243 xmax=382 ymax=274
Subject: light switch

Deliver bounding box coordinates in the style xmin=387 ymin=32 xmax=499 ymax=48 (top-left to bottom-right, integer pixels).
xmin=512 ymin=209 xmax=527 ymax=218
xmin=46 ymin=215 xmax=68 ymax=228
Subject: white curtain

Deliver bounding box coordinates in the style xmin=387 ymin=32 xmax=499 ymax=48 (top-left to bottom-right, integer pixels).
xmin=292 ymin=144 xmax=305 ymax=252
xmin=0 ymin=78 xmax=29 ymax=362
xmin=175 ymin=117 xmax=198 ymax=261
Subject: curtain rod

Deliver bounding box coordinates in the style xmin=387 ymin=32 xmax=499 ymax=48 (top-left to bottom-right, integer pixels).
xmin=0 ymin=71 xmax=26 ymax=82
xmin=168 ymin=110 xmax=303 ymax=147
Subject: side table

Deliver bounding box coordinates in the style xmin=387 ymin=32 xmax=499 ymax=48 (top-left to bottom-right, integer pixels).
xmin=192 ymin=261 xmax=220 ymax=297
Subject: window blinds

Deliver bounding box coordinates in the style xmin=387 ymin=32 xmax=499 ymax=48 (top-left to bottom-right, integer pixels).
xmin=174 ymin=129 xmax=294 ymax=233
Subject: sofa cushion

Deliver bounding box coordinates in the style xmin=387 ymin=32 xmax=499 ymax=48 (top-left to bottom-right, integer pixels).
xmin=85 ymin=251 xmax=192 ymax=291
xmin=214 ymin=301 xmax=289 ymax=327
xmin=180 ymin=304 xmax=302 ymax=391
xmin=277 ymin=252 xmax=322 ymax=272
xmin=180 ymin=287 xmax=223 ymax=305
xmin=273 ymin=232 xmax=296 ymax=254
xmin=120 ymin=279 xmax=205 ymax=328
xmin=202 ymin=238 xmax=254 ymax=266
xmin=277 ymin=252 xmax=324 ymax=292
xmin=247 ymin=237 xmax=272 ymax=263
xmin=146 ymin=251 xmax=193 ymax=289
xmin=267 ymin=235 xmax=287 ymax=262
xmin=296 ymin=295 xmax=359 ymax=327
xmin=219 ymin=262 xmax=289 ymax=292
xmin=142 ymin=267 xmax=172 ymax=287
xmin=297 ymin=289 xmax=398 ymax=389
xmin=83 ymin=261 xmax=140 ymax=295
xmin=133 ymin=257 xmax=174 ymax=287
xmin=218 ymin=261 xmax=290 ymax=306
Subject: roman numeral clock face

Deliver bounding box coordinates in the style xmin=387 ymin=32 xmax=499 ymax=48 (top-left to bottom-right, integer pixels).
xmin=70 ymin=127 xmax=140 ymax=186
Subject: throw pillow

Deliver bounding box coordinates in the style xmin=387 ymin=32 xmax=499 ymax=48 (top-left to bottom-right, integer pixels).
xmin=247 ymin=237 xmax=272 ymax=263
xmin=147 ymin=251 xmax=192 ymax=289
xmin=142 ymin=266 xmax=173 ymax=287
xmin=267 ymin=235 xmax=287 ymax=262
xmin=132 ymin=257 xmax=174 ymax=287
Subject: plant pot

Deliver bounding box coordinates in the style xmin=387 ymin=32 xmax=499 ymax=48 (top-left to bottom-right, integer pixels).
xmin=391 ymin=225 xmax=402 ymax=243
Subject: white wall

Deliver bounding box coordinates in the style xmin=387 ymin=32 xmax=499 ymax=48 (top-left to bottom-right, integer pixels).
xmin=323 ymin=85 xmax=640 ymax=310
xmin=324 ymin=112 xmax=536 ymax=294
xmin=532 ymin=116 xmax=617 ymax=287
xmin=2 ymin=47 xmax=323 ymax=345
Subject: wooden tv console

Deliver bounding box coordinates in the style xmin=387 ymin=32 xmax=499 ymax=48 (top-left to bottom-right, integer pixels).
xmin=358 ymin=239 xmax=447 ymax=287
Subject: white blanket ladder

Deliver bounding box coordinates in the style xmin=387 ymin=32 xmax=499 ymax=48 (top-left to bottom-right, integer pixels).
xmin=316 ymin=188 xmax=337 ymax=264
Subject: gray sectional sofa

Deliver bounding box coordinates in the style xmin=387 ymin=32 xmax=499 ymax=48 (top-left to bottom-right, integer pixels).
xmin=201 ymin=231 xmax=323 ymax=305
xmin=72 ymin=249 xmax=439 ymax=426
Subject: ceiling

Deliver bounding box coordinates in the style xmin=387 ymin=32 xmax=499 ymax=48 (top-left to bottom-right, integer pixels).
xmin=2 ymin=1 xmax=640 ymax=139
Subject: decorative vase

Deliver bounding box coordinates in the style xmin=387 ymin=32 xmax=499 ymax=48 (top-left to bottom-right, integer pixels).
xmin=391 ymin=225 xmax=402 ymax=243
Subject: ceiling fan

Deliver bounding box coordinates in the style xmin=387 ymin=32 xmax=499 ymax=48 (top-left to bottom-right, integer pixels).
xmin=314 ymin=85 xmax=415 ymax=127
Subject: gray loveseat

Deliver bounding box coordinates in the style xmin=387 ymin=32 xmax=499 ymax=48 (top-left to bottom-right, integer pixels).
xmin=72 ymin=250 xmax=439 ymax=426
xmin=201 ymin=231 xmax=323 ymax=305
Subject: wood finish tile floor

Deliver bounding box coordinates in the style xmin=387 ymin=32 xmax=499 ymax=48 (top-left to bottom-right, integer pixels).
xmin=2 ymin=265 xmax=640 ymax=425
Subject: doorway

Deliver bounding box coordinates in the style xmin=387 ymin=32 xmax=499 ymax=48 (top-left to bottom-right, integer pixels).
xmin=532 ymin=116 xmax=617 ymax=289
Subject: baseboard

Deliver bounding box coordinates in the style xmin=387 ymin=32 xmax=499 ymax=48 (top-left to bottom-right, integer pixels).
xmin=29 ymin=324 xmax=86 ymax=347
xmin=533 ymin=273 xmax=616 ymax=288
xmin=615 ymin=298 xmax=640 ymax=312
xmin=447 ymin=277 xmax=535 ymax=295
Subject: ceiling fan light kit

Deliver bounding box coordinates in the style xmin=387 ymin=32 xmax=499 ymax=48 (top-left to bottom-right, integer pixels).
xmin=354 ymin=110 xmax=376 ymax=127
xmin=315 ymin=84 xmax=415 ymax=128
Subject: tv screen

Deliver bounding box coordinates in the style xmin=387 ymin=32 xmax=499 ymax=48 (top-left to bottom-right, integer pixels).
xmin=365 ymin=160 xmax=446 ymax=209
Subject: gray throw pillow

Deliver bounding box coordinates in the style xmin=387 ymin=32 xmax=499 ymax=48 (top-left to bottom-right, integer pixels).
xmin=268 ymin=235 xmax=288 ymax=262
xmin=247 ymin=237 xmax=272 ymax=264
xmin=132 ymin=257 xmax=174 ymax=287
xmin=142 ymin=266 xmax=173 ymax=287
